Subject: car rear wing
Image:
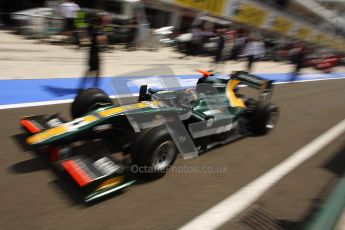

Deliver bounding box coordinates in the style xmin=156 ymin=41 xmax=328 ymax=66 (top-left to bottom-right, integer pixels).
xmin=231 ymin=71 xmax=274 ymax=103
xmin=231 ymin=71 xmax=273 ymax=90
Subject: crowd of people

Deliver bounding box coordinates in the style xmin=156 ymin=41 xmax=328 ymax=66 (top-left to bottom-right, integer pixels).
xmin=181 ymin=24 xmax=274 ymax=72
xmin=180 ymin=23 xmax=342 ymax=77
xmin=55 ymin=0 xmax=342 ymax=90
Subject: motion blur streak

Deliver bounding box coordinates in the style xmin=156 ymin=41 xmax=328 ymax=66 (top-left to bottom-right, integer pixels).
xmin=179 ymin=117 xmax=345 ymax=230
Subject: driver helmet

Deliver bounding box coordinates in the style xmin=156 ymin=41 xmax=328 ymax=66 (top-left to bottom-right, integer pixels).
xmin=183 ymin=88 xmax=198 ymax=103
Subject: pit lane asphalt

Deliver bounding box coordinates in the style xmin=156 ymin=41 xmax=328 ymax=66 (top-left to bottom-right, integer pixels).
xmin=1 ymin=79 xmax=345 ymax=230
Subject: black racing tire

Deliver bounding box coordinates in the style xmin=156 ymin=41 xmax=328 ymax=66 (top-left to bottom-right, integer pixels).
xmin=71 ymin=88 xmax=113 ymax=119
xmin=251 ymin=103 xmax=279 ymax=135
xmin=131 ymin=126 xmax=177 ymax=180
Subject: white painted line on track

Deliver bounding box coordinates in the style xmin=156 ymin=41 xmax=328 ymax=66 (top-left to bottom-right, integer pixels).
xmin=0 ymin=94 xmax=138 ymax=110
xmin=0 ymin=75 xmax=344 ymax=110
xmin=179 ymin=118 xmax=345 ymax=230
xmin=0 ymin=99 xmax=74 ymax=110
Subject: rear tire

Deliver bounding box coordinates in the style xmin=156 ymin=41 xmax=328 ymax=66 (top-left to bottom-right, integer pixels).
xmin=251 ymin=103 xmax=279 ymax=135
xmin=131 ymin=126 xmax=177 ymax=180
xmin=71 ymin=88 xmax=113 ymax=119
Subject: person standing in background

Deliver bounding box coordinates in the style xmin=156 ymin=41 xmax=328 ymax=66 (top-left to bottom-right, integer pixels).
xmin=59 ymin=0 xmax=80 ymax=44
xmin=214 ymin=26 xmax=226 ymax=65
xmin=187 ymin=25 xmax=203 ymax=57
xmin=126 ymin=17 xmax=139 ymax=49
xmin=79 ymin=15 xmax=107 ymax=90
xmin=222 ymin=25 xmax=236 ymax=61
xmin=290 ymin=41 xmax=307 ymax=81
xmin=230 ymin=28 xmax=247 ymax=61
xmin=242 ymin=35 xmax=265 ymax=73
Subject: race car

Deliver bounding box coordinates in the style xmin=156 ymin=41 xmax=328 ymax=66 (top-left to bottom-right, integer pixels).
xmin=20 ymin=70 xmax=279 ymax=202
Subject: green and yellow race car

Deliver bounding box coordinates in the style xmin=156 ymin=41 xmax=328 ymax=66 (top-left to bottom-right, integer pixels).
xmin=20 ymin=70 xmax=279 ymax=203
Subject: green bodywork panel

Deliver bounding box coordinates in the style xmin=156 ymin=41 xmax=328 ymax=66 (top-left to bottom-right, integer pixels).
xmin=27 ymin=72 xmax=269 ymax=146
xmin=192 ymin=95 xmax=241 ymax=120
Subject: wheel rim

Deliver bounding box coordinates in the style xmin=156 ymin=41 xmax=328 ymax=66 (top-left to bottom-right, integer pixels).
xmin=152 ymin=140 xmax=175 ymax=171
xmin=266 ymin=109 xmax=278 ymax=129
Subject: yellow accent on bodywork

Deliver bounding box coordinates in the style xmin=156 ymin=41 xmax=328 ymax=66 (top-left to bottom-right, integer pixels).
xmin=137 ymin=103 xmax=149 ymax=108
xmin=99 ymin=107 xmax=125 ymax=117
xmin=226 ymin=80 xmax=246 ymax=108
xmin=83 ymin=115 xmax=98 ymax=123
xmin=151 ymin=101 xmax=162 ymax=106
xmin=27 ymin=126 xmax=67 ymax=144
xmin=97 ymin=176 xmax=125 ymax=191
xmin=98 ymin=102 xmax=162 ymax=117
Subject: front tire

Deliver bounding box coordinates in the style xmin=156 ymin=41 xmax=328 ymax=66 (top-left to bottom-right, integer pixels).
xmin=131 ymin=126 xmax=177 ymax=180
xmin=71 ymin=88 xmax=113 ymax=119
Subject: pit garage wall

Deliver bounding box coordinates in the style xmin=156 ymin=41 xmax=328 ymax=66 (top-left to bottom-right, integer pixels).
xmin=157 ymin=0 xmax=345 ymax=52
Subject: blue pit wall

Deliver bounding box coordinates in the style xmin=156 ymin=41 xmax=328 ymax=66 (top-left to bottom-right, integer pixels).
xmin=0 ymin=73 xmax=344 ymax=106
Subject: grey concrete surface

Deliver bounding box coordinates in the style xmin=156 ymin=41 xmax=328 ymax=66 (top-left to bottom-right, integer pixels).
xmin=0 ymin=79 xmax=345 ymax=229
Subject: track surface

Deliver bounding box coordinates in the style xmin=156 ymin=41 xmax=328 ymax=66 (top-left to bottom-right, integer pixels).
xmin=1 ymin=79 xmax=345 ymax=230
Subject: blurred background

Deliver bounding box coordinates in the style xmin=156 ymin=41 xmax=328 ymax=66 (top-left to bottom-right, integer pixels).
xmin=0 ymin=0 xmax=344 ymax=72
